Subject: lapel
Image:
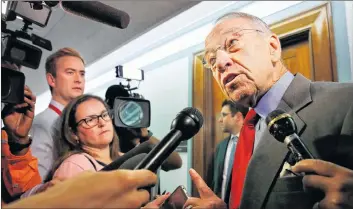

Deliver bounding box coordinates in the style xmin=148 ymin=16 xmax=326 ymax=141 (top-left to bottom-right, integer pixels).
xmin=240 ymin=74 xmax=313 ymax=209
xmin=215 ymin=136 xmax=231 ymax=192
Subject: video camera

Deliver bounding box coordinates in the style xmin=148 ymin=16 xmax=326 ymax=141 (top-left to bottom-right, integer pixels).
xmin=110 ymin=65 xmax=151 ymax=129
xmin=1 ymin=1 xmax=57 ymax=104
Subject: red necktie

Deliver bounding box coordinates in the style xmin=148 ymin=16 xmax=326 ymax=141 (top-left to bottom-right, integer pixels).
xmin=229 ymin=109 xmax=258 ymax=209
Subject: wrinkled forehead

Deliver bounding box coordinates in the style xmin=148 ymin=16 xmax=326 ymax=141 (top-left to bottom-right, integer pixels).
xmin=205 ymin=17 xmax=253 ymax=48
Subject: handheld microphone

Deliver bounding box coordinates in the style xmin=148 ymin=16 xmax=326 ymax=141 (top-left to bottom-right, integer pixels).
xmin=60 ymin=1 xmax=130 ymax=29
xmin=134 ymin=107 xmax=203 ymax=172
xmin=119 ymin=154 xmax=148 ymax=170
xmin=101 ymin=141 xmax=155 ymax=171
xmin=266 ymin=109 xmax=315 ymax=163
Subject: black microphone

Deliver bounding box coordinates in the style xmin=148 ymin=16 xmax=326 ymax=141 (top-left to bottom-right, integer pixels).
xmin=266 ymin=109 xmax=315 ymax=163
xmin=60 ymin=1 xmax=130 ymax=29
xmin=101 ymin=141 xmax=155 ymax=171
xmin=119 ymin=154 xmax=148 ymax=170
xmin=134 ymin=107 xmax=203 ymax=172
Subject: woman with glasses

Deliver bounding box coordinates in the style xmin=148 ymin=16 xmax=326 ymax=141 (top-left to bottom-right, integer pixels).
xmin=46 ymin=94 xmax=121 ymax=181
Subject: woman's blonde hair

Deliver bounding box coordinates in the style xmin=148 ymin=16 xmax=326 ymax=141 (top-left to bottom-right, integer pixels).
xmin=46 ymin=94 xmax=120 ymax=181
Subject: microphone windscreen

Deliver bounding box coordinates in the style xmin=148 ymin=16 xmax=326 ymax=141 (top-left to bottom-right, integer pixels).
xmin=120 ymin=154 xmax=147 ymax=170
xmin=61 ymin=1 xmax=130 ymax=29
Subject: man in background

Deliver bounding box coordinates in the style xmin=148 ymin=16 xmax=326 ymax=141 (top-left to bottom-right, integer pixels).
xmin=30 ymin=48 xmax=85 ymax=181
xmin=209 ymin=100 xmax=248 ymax=204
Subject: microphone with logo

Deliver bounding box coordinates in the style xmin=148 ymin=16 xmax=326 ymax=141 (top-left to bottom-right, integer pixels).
xmin=134 ymin=107 xmax=203 ymax=172
xmin=266 ymin=109 xmax=315 ymax=163
xmin=60 ymin=1 xmax=130 ymax=29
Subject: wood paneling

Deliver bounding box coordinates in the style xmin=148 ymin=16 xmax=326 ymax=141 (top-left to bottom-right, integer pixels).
xmin=282 ymin=40 xmax=312 ymax=79
xmin=271 ymin=3 xmax=335 ymax=81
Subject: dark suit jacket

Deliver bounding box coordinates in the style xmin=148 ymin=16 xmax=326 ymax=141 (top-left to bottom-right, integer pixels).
xmin=209 ymin=135 xmax=232 ymax=203
xmin=239 ymin=73 xmax=353 ymax=209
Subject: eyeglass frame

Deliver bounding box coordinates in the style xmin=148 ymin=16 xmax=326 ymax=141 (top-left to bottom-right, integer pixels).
xmin=75 ymin=110 xmax=113 ymax=129
xmin=202 ymin=28 xmax=264 ymax=72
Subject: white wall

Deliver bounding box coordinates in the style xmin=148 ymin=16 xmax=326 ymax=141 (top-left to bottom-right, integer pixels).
xmin=136 ymin=57 xmax=191 ymax=193
xmin=346 ymin=1 xmax=353 ymax=80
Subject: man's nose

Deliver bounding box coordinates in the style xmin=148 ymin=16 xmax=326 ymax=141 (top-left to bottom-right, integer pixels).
xmin=74 ymin=73 xmax=83 ymax=83
xmin=216 ymin=50 xmax=232 ymax=73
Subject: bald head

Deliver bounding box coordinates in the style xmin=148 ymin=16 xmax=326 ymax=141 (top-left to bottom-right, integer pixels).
xmin=215 ymin=12 xmax=272 ymax=34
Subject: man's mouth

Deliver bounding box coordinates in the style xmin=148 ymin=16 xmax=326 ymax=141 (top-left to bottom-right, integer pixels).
xmin=223 ymin=74 xmax=238 ymax=87
xmin=73 ymin=87 xmax=82 ymax=91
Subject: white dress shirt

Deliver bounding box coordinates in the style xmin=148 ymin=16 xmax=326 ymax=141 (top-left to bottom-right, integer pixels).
xmin=221 ymin=133 xmax=239 ymax=200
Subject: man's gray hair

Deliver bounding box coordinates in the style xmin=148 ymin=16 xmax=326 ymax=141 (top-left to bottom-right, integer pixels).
xmin=215 ymin=12 xmax=272 ymax=34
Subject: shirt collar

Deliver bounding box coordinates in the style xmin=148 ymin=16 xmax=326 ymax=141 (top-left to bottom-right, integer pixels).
xmin=254 ymin=71 xmax=294 ymax=119
xmin=50 ymin=99 xmax=65 ymax=111
xmin=231 ymin=133 xmax=239 ymax=140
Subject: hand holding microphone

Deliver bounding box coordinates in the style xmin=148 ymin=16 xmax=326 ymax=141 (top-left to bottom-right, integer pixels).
xmin=267 ymin=109 xmax=353 ymax=209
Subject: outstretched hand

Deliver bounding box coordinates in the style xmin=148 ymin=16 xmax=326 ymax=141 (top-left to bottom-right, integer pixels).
xmin=184 ymin=169 xmax=227 ymax=209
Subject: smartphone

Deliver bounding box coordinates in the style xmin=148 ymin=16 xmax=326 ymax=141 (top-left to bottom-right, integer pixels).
xmin=160 ymin=185 xmax=189 ymax=209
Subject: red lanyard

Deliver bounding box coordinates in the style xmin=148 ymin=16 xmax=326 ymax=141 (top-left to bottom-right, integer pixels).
xmin=48 ymin=104 xmax=62 ymax=116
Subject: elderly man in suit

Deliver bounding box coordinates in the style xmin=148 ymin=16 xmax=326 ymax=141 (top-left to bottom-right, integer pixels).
xmin=209 ymin=99 xmax=248 ymax=204
xmin=185 ymin=12 xmax=353 ymax=209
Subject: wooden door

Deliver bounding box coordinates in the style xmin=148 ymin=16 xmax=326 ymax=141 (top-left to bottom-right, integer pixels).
xmin=281 ymin=31 xmax=313 ymax=79
xmin=191 ymin=2 xmax=336 ymax=196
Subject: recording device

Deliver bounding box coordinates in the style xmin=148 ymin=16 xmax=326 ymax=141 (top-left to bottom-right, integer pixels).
xmin=2 ymin=1 xmax=55 ymax=69
xmin=266 ymin=109 xmax=315 ymax=163
xmin=60 ymin=1 xmax=130 ymax=29
xmin=101 ymin=141 xmax=155 ymax=171
xmin=1 ymin=1 xmax=56 ymax=104
xmin=134 ymin=107 xmax=203 ymax=172
xmin=1 ymin=66 xmax=25 ymax=104
xmin=109 ymin=65 xmax=150 ymax=128
xmin=160 ymin=185 xmax=189 ymax=209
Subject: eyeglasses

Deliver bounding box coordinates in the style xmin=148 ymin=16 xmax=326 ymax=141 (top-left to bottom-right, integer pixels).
xmin=76 ymin=111 xmax=112 ymax=129
xmin=203 ymin=28 xmax=263 ymax=72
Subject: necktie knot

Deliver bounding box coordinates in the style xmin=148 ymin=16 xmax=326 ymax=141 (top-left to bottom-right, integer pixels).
xmin=244 ymin=109 xmax=259 ymax=127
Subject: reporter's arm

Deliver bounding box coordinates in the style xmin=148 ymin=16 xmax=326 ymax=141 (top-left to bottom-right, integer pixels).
xmin=1 ymin=130 xmax=41 ymax=199
xmin=4 ymin=170 xmax=157 ymax=209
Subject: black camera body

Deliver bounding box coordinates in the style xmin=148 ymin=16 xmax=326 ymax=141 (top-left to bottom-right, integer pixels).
xmin=1 ymin=1 xmax=57 ymax=104
xmin=110 ymin=65 xmax=151 ymax=129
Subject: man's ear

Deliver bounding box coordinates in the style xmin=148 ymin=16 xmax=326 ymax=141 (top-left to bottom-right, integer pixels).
xmin=268 ymin=34 xmax=282 ymax=63
xmin=46 ymin=73 xmax=56 ymax=89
